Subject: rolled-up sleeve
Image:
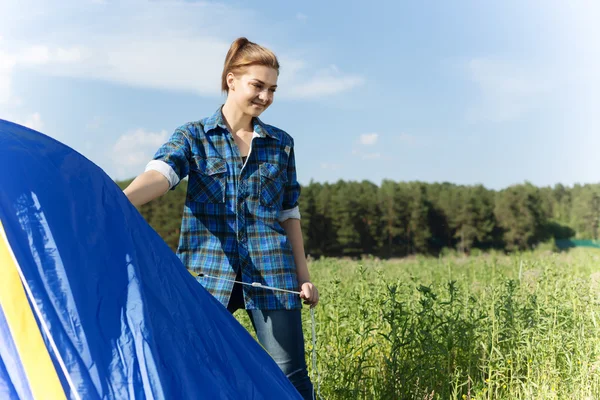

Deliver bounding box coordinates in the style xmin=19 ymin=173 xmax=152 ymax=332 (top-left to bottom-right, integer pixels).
xmin=278 ymin=142 xmax=301 ymax=222
xmin=144 ymin=128 xmax=191 ymax=190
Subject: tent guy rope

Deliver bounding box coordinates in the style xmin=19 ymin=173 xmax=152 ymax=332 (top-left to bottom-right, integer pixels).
xmin=192 ymin=271 xmax=323 ymax=400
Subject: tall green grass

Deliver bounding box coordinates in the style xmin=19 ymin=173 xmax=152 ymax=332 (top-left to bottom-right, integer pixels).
xmin=236 ymin=249 xmax=600 ymax=399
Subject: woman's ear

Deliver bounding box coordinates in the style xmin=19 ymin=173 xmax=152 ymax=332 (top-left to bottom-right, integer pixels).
xmin=227 ymin=73 xmax=236 ymax=91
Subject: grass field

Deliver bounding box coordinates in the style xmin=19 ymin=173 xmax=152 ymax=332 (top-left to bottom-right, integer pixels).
xmin=235 ymin=249 xmax=600 ymax=399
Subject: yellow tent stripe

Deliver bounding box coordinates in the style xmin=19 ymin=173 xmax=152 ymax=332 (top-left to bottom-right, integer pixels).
xmin=0 ymin=220 xmax=66 ymax=400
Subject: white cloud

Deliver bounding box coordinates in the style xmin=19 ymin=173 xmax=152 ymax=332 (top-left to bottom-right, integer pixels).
xmin=285 ymin=65 xmax=364 ymax=99
xmin=16 ymin=112 xmax=43 ymax=131
xmin=55 ymin=47 xmax=83 ymax=63
xmin=11 ymin=45 xmax=82 ymax=67
xmin=352 ymin=132 xmax=383 ymax=160
xmin=66 ymin=36 xmax=226 ymax=95
xmin=17 ymin=46 xmax=50 ymax=65
xmin=0 ymin=45 xmax=82 ymax=105
xmin=296 ymin=13 xmax=307 ymax=22
xmin=1 ymin=2 xmax=362 ymax=100
xmin=466 ymin=58 xmax=552 ymax=123
xmin=111 ymin=128 xmax=169 ymax=179
xmin=358 ymin=133 xmax=378 ymax=146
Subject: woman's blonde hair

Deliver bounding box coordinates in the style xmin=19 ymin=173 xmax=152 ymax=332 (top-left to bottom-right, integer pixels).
xmin=221 ymin=37 xmax=279 ymax=93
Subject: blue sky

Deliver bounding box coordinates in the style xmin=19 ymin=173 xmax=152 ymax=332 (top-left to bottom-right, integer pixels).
xmin=1 ymin=0 xmax=598 ymax=190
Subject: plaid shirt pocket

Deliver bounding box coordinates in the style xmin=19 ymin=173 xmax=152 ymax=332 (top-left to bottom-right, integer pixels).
xmin=188 ymin=156 xmax=228 ymax=203
xmin=259 ymin=162 xmax=287 ymax=208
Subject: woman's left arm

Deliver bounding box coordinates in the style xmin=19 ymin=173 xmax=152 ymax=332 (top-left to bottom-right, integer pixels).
xmin=279 ymin=141 xmax=319 ymax=307
xmin=281 ymin=218 xmax=319 ymax=307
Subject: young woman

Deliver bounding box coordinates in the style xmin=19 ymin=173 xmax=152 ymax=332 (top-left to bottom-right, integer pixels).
xmin=123 ymin=37 xmax=319 ymax=399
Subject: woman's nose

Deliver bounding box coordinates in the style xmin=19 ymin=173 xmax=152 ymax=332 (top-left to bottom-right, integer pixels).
xmin=258 ymin=90 xmax=271 ymax=102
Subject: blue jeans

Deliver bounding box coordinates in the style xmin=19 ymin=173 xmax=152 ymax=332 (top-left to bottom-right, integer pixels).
xmin=227 ymin=272 xmax=314 ymax=399
xmin=247 ymin=309 xmax=314 ymax=400
xmin=228 ymin=291 xmax=314 ymax=399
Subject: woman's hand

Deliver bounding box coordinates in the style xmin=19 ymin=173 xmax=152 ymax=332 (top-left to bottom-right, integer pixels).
xmin=299 ymin=281 xmax=319 ymax=308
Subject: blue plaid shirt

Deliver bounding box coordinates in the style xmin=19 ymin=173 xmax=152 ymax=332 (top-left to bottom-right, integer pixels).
xmin=146 ymin=107 xmax=302 ymax=310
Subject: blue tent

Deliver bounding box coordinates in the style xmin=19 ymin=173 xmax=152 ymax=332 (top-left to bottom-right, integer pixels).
xmin=0 ymin=119 xmax=302 ymax=399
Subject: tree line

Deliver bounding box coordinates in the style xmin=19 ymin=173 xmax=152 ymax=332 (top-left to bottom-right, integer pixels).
xmin=117 ymin=179 xmax=600 ymax=257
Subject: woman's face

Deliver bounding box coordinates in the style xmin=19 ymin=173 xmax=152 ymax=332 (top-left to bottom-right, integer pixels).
xmin=228 ymin=65 xmax=278 ymax=117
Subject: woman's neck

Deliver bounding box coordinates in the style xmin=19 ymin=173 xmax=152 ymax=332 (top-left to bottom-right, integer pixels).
xmin=221 ymin=101 xmax=253 ymax=134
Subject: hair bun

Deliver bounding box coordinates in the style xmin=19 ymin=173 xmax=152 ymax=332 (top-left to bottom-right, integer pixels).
xmin=221 ymin=37 xmax=280 ymax=93
xmin=233 ymin=37 xmax=249 ymax=51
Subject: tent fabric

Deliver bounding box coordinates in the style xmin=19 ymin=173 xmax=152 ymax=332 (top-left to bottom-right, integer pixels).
xmin=555 ymin=239 xmax=600 ymax=250
xmin=0 ymin=119 xmax=302 ymax=400
xmin=0 ymin=302 xmax=34 ymax=400
xmin=0 ymin=221 xmax=66 ymax=400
